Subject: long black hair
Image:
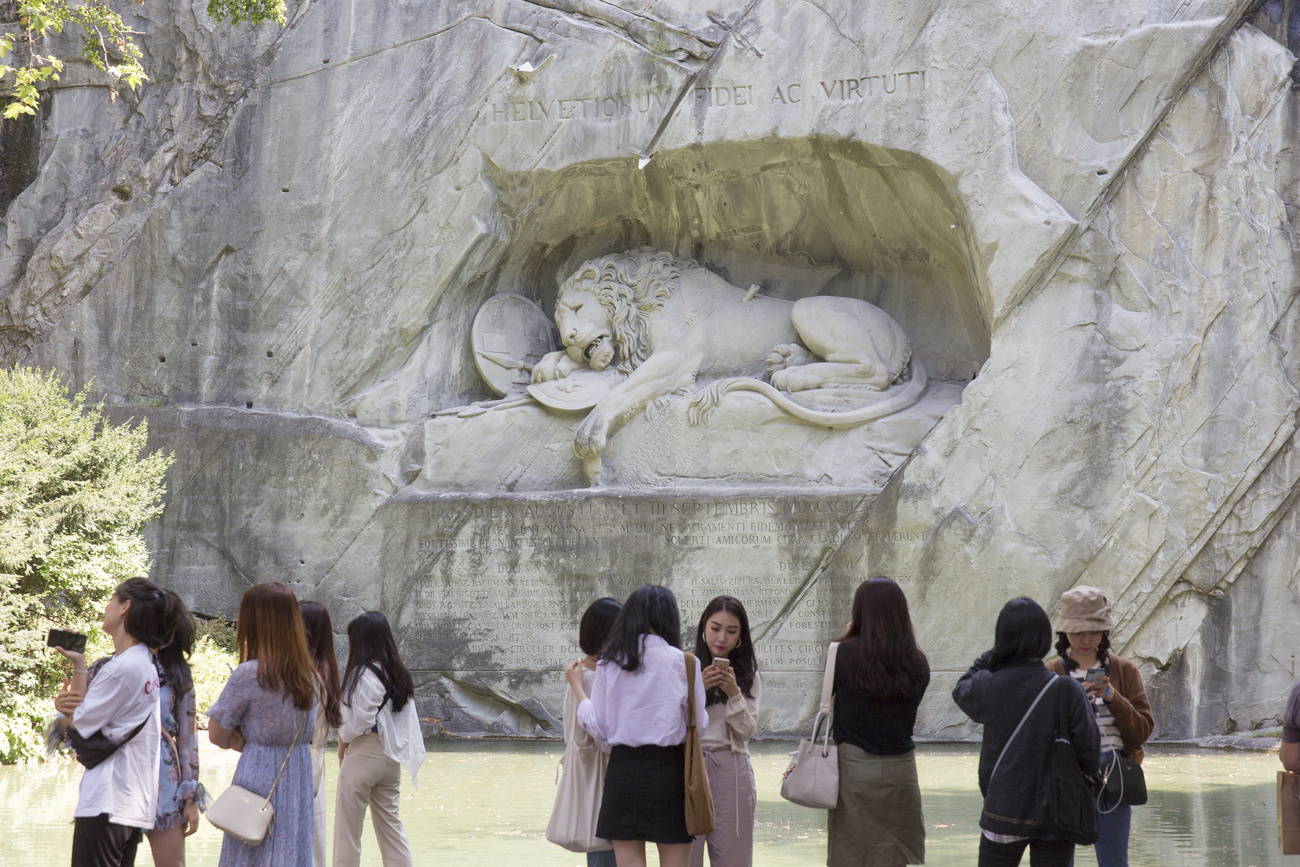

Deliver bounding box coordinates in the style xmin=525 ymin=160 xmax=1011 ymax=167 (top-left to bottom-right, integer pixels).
xmin=602 ymin=585 xmax=682 ymax=673
xmin=155 ymin=590 xmax=195 ymax=697
xmin=1055 ymin=632 xmax=1112 ymax=672
xmin=693 ymin=595 xmax=757 ymax=705
xmin=342 ymin=611 xmax=415 ymax=714
xmin=988 ymin=597 xmax=1053 ymax=671
xmin=300 ymin=601 xmax=343 ymax=728
xmin=836 ymin=577 xmax=928 ymax=699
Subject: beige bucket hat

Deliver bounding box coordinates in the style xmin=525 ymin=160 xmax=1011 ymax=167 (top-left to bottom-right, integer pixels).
xmin=1055 ymin=585 xmax=1114 ymax=633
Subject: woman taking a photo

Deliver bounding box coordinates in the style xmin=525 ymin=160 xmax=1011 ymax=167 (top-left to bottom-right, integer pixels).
xmin=145 ymin=592 xmax=206 ymax=867
xmin=566 ymin=585 xmax=707 ymax=867
xmin=208 ymin=581 xmax=316 ymax=867
xmin=334 ymin=611 xmax=426 ymax=867
xmin=53 ymin=577 xmax=181 ymax=867
xmin=299 ymin=601 xmax=342 ymax=867
xmin=690 ymin=595 xmax=760 ymax=867
xmin=1048 ymin=586 xmax=1153 ymax=867
xmin=953 ymin=597 xmax=1099 ymax=867
xmin=828 ymin=577 xmax=929 ymax=867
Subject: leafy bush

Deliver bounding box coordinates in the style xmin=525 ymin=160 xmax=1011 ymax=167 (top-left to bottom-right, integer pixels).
xmin=193 ymin=616 xmax=238 ymax=723
xmin=0 ymin=367 xmax=171 ymax=762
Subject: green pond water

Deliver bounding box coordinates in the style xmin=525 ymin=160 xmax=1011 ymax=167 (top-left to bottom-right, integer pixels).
xmin=0 ymin=741 xmax=1282 ymax=866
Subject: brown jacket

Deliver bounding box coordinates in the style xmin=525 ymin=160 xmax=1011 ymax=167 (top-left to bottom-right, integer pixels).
xmin=1047 ymin=654 xmax=1153 ymax=764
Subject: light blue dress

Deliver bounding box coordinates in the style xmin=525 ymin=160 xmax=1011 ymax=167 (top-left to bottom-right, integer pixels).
xmin=208 ymin=660 xmax=315 ymax=867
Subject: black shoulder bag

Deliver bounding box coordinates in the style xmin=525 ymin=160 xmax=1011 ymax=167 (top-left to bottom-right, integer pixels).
xmin=69 ymin=715 xmax=150 ymax=770
xmin=1036 ymin=679 xmax=1101 ymax=844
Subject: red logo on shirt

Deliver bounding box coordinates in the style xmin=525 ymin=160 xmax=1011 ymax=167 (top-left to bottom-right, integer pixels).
xmin=144 ymin=678 xmax=159 ymax=695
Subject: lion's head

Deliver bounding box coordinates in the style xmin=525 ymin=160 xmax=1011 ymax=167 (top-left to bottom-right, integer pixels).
xmin=555 ymin=248 xmax=684 ymax=375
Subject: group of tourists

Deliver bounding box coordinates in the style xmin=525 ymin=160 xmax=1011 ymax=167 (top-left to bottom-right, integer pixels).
xmin=50 ymin=578 xmax=425 ymax=867
xmin=47 ymin=573 xmax=1155 ymax=867
xmin=551 ymin=580 xmax=1153 ymax=867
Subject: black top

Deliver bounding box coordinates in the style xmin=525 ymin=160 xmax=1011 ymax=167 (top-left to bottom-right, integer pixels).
xmin=831 ymin=640 xmax=930 ymax=756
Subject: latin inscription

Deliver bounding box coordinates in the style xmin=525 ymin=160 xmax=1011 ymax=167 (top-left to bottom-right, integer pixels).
xmin=489 ymin=69 xmax=929 ymax=124
xmin=392 ymin=495 xmax=927 ymax=673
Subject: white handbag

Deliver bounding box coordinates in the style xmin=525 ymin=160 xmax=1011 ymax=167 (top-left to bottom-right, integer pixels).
xmin=207 ymin=711 xmax=307 ymax=846
xmin=780 ymin=642 xmax=840 ymax=809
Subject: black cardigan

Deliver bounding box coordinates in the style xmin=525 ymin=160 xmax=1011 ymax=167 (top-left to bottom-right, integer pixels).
xmin=952 ymin=656 xmax=1100 ymax=838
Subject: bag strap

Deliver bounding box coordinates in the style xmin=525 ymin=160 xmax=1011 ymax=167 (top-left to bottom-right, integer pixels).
xmin=990 ymin=674 xmax=1057 ymax=782
xmin=684 ymin=652 xmax=698 ymax=732
xmin=819 ymin=642 xmax=839 ymax=715
xmin=262 ymin=710 xmax=308 ymax=808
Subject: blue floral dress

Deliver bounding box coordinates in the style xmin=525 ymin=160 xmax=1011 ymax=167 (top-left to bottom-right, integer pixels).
xmin=207 ymin=660 xmax=315 ymax=867
xmin=154 ymin=663 xmax=208 ymax=829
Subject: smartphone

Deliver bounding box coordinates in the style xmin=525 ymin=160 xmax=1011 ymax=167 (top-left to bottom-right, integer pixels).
xmin=712 ymin=658 xmax=730 ymax=671
xmin=1084 ymin=667 xmax=1106 ymax=684
xmin=46 ymin=628 xmax=87 ymax=654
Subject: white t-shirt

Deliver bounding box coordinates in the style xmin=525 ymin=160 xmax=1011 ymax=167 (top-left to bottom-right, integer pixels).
xmin=339 ymin=667 xmax=426 ymax=788
xmin=72 ymin=643 xmax=161 ymax=828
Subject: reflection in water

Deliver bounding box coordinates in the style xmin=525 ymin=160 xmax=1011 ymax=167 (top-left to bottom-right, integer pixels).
xmin=0 ymin=742 xmax=1282 ymax=866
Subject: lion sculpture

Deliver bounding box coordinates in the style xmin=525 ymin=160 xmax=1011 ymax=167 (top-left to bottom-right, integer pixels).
xmin=530 ymin=248 xmax=927 ymax=477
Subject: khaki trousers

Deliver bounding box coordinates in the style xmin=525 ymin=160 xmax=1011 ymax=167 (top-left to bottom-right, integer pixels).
xmin=333 ymin=732 xmax=414 ymax=867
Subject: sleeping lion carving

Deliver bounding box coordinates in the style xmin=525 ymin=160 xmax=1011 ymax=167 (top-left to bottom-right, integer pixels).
xmin=530 ymin=248 xmax=927 ymax=473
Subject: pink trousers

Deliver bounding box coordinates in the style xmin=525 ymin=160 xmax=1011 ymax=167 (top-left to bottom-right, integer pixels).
xmin=689 ymin=748 xmax=756 ymax=867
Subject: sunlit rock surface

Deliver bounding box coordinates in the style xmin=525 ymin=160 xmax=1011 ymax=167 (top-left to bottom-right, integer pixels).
xmin=4 ymin=0 xmax=1299 ymax=738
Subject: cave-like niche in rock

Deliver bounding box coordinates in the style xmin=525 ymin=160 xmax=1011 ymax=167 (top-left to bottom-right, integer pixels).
xmin=405 ymin=138 xmax=991 ymax=492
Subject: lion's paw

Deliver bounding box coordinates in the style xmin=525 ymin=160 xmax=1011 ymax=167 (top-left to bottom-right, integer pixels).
xmin=766 ymin=343 xmax=813 ymax=375
xmin=772 ymin=366 xmax=823 ymax=393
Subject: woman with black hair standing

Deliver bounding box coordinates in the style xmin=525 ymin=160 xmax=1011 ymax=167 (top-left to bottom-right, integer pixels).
xmin=690 ymin=595 xmax=760 ymax=867
xmin=828 ymin=577 xmax=929 ymax=867
xmin=952 ymin=597 xmax=1100 ymax=867
xmin=1047 ymin=587 xmax=1152 ymax=867
xmin=565 ymin=585 xmax=707 ymax=867
xmin=52 ymin=577 xmax=181 ymax=867
xmin=299 ymin=601 xmax=342 ymax=867
xmin=334 ymin=611 xmax=426 ymax=867
xmin=549 ymin=597 xmax=622 ymax=867
xmin=145 ymin=592 xmax=205 ymax=867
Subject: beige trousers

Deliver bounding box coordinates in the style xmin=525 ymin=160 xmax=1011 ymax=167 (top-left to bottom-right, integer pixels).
xmin=333 ymin=732 xmax=414 ymax=867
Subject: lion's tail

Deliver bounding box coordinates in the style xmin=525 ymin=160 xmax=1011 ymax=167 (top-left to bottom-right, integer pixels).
xmin=687 ymin=357 xmax=928 ymax=428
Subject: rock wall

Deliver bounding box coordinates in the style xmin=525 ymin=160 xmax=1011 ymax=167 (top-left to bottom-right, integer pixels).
xmin=5 ymin=0 xmax=1300 ymax=737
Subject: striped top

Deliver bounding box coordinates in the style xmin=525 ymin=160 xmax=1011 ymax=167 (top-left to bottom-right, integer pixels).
xmin=1069 ymin=667 xmax=1123 ymax=751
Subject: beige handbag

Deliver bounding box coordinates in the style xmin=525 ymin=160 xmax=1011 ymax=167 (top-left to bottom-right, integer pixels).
xmin=207 ymin=711 xmax=307 ymax=846
xmin=683 ymin=652 xmax=715 ymax=836
xmin=780 ymin=642 xmax=840 ymax=809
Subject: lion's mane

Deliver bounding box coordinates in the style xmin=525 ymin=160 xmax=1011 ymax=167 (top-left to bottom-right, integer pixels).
xmin=558 ymin=248 xmax=690 ymax=375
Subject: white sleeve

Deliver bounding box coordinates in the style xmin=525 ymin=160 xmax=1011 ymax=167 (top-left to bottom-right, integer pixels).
xmin=71 ymin=663 xmax=133 ymax=738
xmin=339 ymin=669 xmax=386 ymax=743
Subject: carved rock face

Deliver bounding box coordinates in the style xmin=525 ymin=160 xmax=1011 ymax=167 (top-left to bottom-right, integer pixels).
xmin=7 ymin=0 xmax=1300 ymax=743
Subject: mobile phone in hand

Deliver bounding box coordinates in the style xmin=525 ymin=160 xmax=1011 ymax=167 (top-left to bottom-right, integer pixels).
xmin=712 ymin=658 xmax=730 ymax=671
xmin=1084 ymin=667 xmax=1105 ymax=684
xmin=46 ymin=628 xmax=87 ymax=654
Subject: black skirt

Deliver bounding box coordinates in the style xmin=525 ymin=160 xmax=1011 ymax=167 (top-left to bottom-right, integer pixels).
xmin=596 ymin=743 xmax=692 ymax=844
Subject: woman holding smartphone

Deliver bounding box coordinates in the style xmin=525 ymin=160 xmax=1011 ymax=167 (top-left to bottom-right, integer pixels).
xmin=689 ymin=596 xmax=760 ymax=867
xmin=953 ymin=597 xmax=1099 ymax=867
xmin=566 ymin=585 xmax=707 ymax=867
xmin=1048 ymin=587 xmax=1152 ymax=867
xmin=52 ymin=578 xmax=181 ymax=867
